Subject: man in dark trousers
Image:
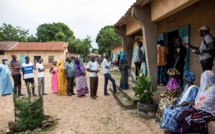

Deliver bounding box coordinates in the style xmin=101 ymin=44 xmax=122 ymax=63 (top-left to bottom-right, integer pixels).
xmin=64 ymin=57 xmax=76 ymax=96
xmin=185 ymin=25 xmax=215 ymax=71
xmin=133 ymin=41 xmax=144 ymax=79
xmin=87 ymin=55 xmax=100 ymax=99
xmin=10 ymin=54 xmax=24 ymax=97
xmin=173 ymin=37 xmax=186 ymax=88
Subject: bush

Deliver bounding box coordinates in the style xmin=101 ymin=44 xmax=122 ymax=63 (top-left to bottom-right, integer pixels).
xmin=14 ymin=97 xmax=45 ymax=132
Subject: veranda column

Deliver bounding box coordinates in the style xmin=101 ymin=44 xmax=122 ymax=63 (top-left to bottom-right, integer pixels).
xmin=131 ymin=5 xmax=158 ymax=85
xmin=114 ymin=25 xmax=135 ymax=68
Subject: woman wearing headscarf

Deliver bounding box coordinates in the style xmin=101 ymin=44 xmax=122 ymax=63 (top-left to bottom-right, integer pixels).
xmin=156 ymin=68 xmax=182 ymax=122
xmin=50 ymin=60 xmax=58 ymax=93
xmin=57 ymin=60 xmax=67 ymax=95
xmin=119 ymin=52 xmax=129 ymax=89
xmin=159 ymin=71 xmax=198 ymax=134
xmin=74 ymin=58 xmax=89 ymax=97
xmin=178 ymin=71 xmax=215 ymax=134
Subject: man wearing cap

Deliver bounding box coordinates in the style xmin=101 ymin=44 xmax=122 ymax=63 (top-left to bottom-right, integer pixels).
xmin=0 ymin=57 xmax=13 ymax=96
xmin=185 ymin=25 xmax=215 ymax=71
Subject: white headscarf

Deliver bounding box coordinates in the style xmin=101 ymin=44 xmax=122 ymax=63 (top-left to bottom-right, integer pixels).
xmin=195 ymin=70 xmax=215 ymax=116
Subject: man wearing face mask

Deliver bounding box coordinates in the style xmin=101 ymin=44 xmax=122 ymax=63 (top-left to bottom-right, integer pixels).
xmin=0 ymin=57 xmax=13 ymax=96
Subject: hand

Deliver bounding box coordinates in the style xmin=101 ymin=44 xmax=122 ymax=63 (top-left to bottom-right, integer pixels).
xmin=193 ymin=50 xmax=200 ymax=54
xmin=189 ymin=101 xmax=195 ymax=107
xmin=171 ymin=105 xmax=176 ymax=110
xmin=183 ymin=43 xmax=190 ymax=48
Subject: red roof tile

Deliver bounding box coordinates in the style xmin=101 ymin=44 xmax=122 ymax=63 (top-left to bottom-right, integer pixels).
xmin=9 ymin=42 xmax=69 ymax=51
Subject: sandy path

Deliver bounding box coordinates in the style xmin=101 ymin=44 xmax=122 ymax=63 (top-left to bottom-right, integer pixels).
xmin=0 ymin=69 xmax=164 ymax=134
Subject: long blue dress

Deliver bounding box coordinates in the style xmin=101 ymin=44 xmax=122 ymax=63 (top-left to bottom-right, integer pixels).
xmin=0 ymin=64 xmax=13 ymax=96
xmin=161 ymin=84 xmax=198 ymax=132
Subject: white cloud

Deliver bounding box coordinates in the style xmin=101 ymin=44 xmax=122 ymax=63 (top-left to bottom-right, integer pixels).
xmin=0 ymin=0 xmax=134 ymax=48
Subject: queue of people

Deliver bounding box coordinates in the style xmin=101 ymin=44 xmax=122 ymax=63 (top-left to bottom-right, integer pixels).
xmin=0 ymin=54 xmax=121 ymax=100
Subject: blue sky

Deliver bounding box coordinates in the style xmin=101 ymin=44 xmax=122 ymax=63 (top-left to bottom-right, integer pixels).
xmin=0 ymin=0 xmax=134 ymax=48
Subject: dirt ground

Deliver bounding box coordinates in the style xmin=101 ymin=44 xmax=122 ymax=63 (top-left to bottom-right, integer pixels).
xmin=0 ymin=68 xmax=165 ymax=134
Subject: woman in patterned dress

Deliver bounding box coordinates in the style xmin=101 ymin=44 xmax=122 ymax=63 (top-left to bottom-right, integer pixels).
xmin=160 ymin=71 xmax=198 ymax=134
xmin=156 ymin=68 xmax=182 ymax=122
xmin=74 ymin=58 xmax=89 ymax=97
xmin=119 ymin=52 xmax=129 ymax=89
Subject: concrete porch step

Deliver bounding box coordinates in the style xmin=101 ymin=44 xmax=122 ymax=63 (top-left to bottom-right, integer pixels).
xmin=109 ymin=86 xmax=136 ymax=109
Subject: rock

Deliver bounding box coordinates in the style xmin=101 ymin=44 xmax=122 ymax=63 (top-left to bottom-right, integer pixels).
xmin=8 ymin=121 xmax=15 ymax=130
xmin=36 ymin=128 xmax=41 ymax=132
xmin=25 ymin=130 xmax=31 ymax=134
xmin=6 ymin=128 xmax=11 ymax=134
xmin=42 ymin=120 xmax=48 ymax=125
xmin=48 ymin=117 xmax=54 ymax=123
xmin=19 ymin=132 xmax=25 ymax=134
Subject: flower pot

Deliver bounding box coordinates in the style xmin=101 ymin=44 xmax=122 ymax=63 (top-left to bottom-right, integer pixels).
xmin=137 ymin=101 xmax=157 ymax=118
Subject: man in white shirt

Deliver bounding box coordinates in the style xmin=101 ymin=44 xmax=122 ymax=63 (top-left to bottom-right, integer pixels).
xmin=103 ymin=54 xmax=120 ymax=95
xmin=87 ymin=55 xmax=100 ymax=99
xmin=133 ymin=41 xmax=144 ymax=79
xmin=36 ymin=58 xmax=46 ymax=96
xmin=21 ymin=56 xmax=37 ymax=97
xmin=185 ymin=25 xmax=215 ymax=71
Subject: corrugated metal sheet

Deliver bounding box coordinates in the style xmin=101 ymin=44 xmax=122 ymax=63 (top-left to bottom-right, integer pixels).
xmin=9 ymin=42 xmax=69 ymax=51
xmin=0 ymin=41 xmax=18 ymax=50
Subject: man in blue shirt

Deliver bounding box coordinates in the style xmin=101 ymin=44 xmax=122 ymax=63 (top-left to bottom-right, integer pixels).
xmin=21 ymin=56 xmax=37 ymax=97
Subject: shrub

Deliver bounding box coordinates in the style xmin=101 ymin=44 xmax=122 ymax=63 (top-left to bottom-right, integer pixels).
xmin=14 ymin=97 xmax=45 ymax=132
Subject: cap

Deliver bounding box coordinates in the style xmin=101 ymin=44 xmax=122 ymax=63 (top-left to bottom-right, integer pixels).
xmin=2 ymin=57 xmax=7 ymax=60
xmin=198 ymin=25 xmax=209 ymax=31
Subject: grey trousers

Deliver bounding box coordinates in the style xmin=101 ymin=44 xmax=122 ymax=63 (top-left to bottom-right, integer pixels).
xmin=38 ymin=77 xmax=45 ymax=96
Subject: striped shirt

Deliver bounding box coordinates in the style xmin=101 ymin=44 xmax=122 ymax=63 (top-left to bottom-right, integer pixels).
xmin=10 ymin=60 xmax=21 ymax=75
xmin=21 ymin=62 xmax=34 ymax=79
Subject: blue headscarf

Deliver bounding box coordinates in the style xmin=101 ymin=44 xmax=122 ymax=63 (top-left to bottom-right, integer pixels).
xmin=120 ymin=52 xmax=126 ymax=61
xmin=184 ymin=71 xmax=196 ymax=82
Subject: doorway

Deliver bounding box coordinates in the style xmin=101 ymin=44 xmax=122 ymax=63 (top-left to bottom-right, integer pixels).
xmin=166 ymin=30 xmax=179 ymax=70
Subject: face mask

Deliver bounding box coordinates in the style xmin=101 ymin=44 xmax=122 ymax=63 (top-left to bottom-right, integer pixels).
xmin=4 ymin=61 xmax=8 ymax=64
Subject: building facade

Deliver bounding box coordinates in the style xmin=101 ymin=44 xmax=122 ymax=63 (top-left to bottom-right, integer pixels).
xmin=114 ymin=0 xmax=215 ymax=85
xmin=1 ymin=42 xmax=68 ymax=67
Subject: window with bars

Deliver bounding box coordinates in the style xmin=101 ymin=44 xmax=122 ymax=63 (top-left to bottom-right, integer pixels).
xmin=48 ymin=56 xmax=54 ymax=63
xmin=0 ymin=51 xmax=4 ymax=55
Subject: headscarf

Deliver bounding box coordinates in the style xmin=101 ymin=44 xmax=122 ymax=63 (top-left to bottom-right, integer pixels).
xmin=167 ymin=68 xmax=180 ymax=76
xmin=56 ymin=60 xmax=63 ymax=67
xmin=74 ymin=58 xmax=85 ymax=77
xmin=120 ymin=52 xmax=126 ymax=61
xmin=184 ymin=71 xmax=195 ymax=83
xmin=195 ymin=71 xmax=215 ymax=116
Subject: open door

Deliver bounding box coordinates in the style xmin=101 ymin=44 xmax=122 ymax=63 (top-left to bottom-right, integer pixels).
xmin=178 ymin=25 xmax=190 ymax=71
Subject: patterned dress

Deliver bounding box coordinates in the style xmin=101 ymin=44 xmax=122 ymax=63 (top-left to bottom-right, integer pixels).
xmin=156 ymin=77 xmax=181 ymax=120
xmin=161 ymin=84 xmax=198 ymax=132
xmin=75 ymin=65 xmax=89 ymax=96
xmin=119 ymin=59 xmax=129 ymax=89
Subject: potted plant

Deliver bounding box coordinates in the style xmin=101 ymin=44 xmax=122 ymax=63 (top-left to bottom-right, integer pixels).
xmin=132 ymin=74 xmax=157 ymax=118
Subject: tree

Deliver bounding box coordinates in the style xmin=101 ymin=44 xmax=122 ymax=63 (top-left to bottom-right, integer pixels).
xmin=69 ymin=36 xmax=92 ymax=56
xmin=96 ymin=25 xmax=121 ymax=54
xmin=0 ymin=23 xmax=31 ymax=41
xmin=36 ymin=22 xmax=75 ymax=42
xmin=91 ymin=48 xmax=98 ymax=53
